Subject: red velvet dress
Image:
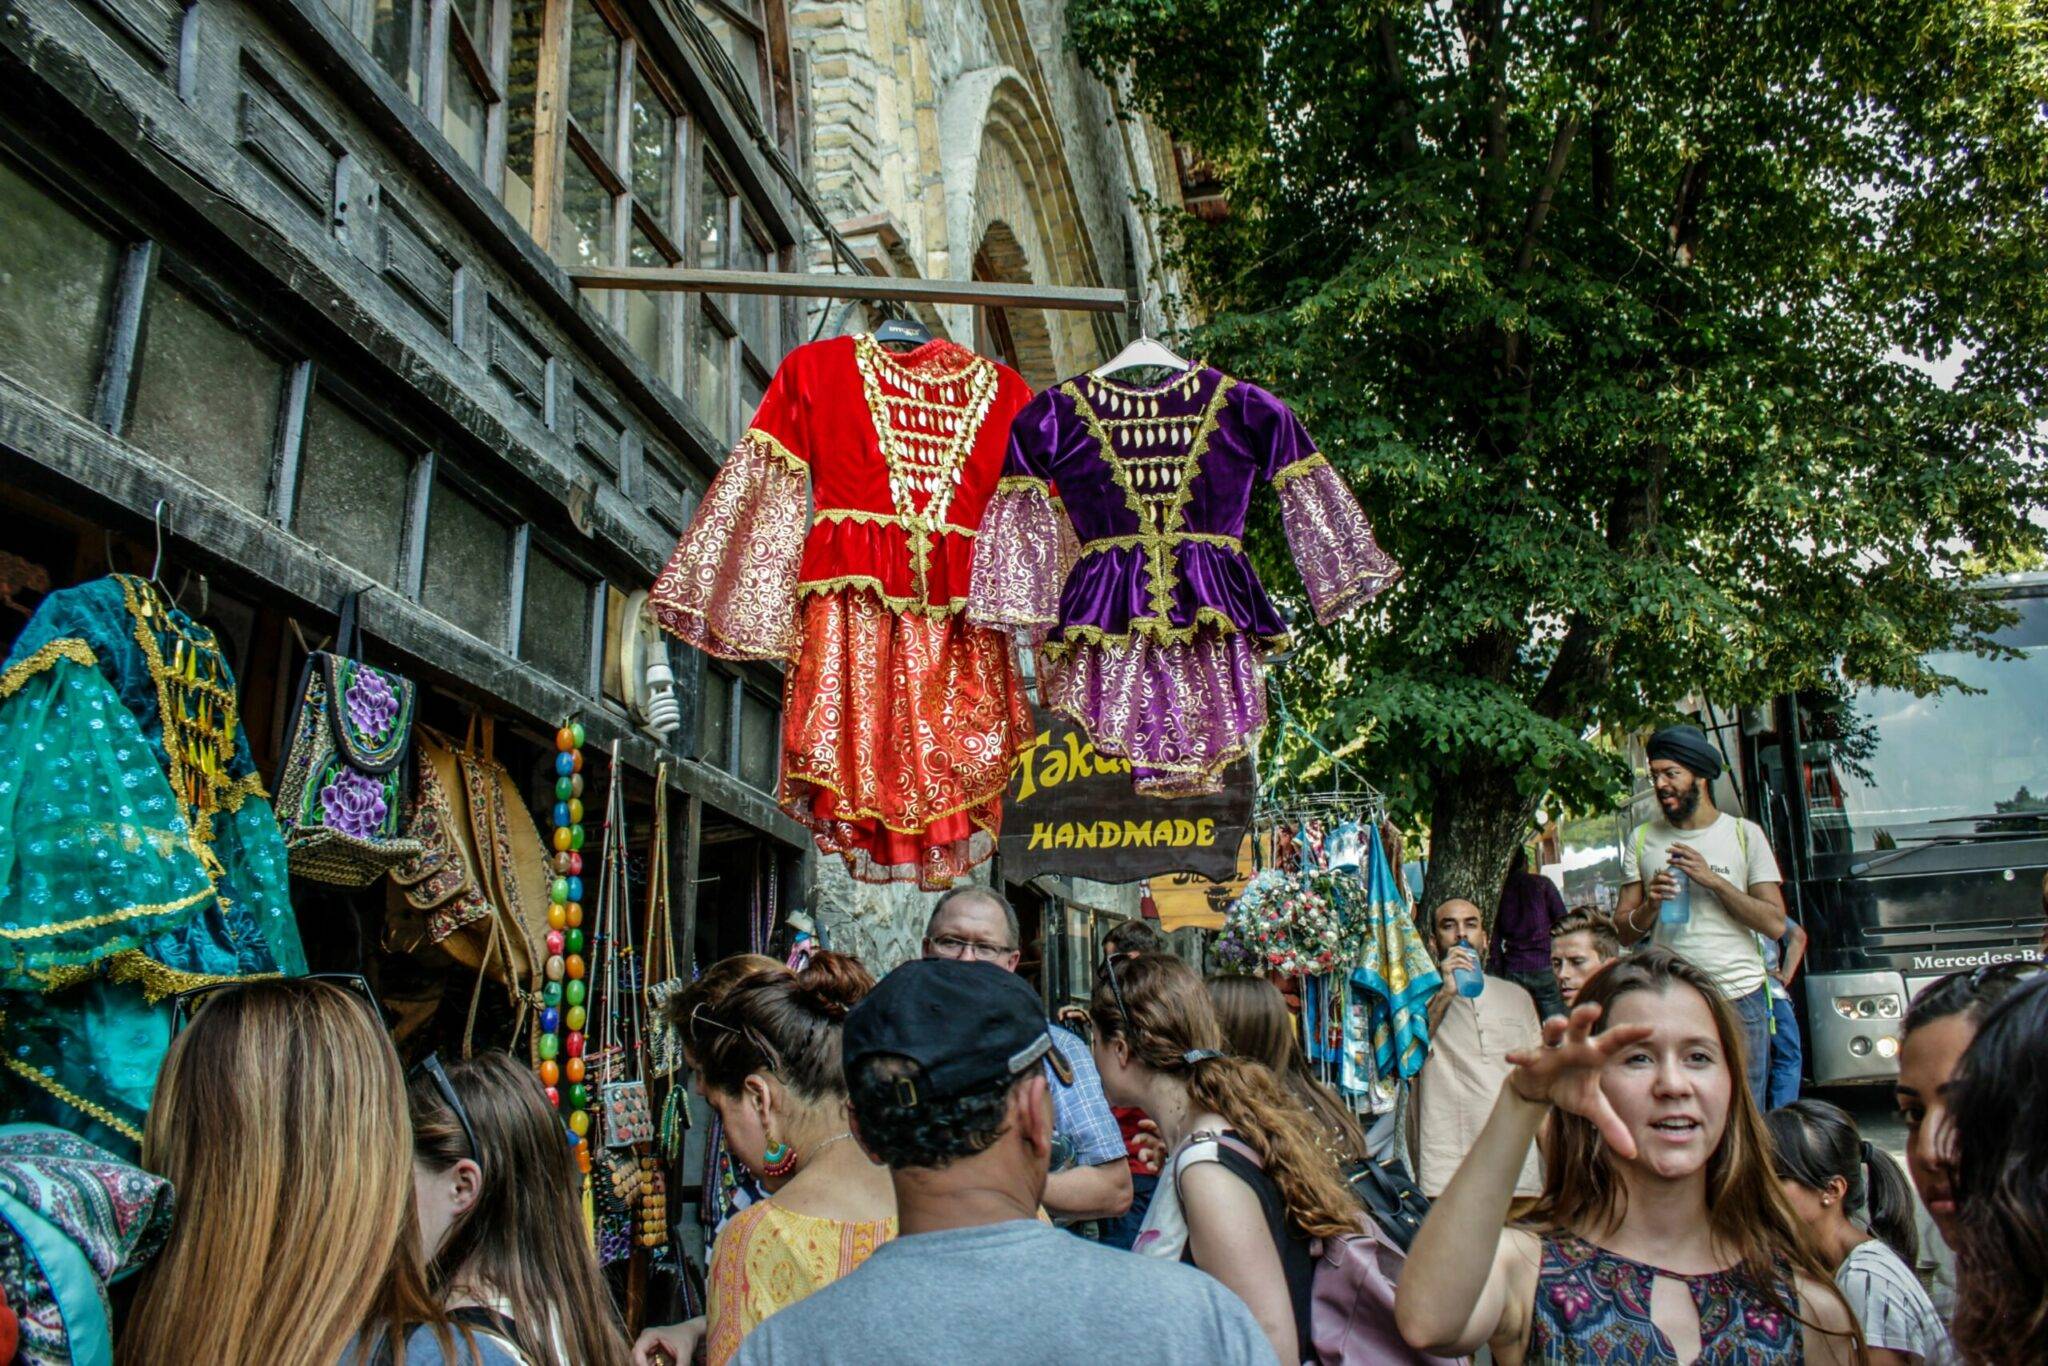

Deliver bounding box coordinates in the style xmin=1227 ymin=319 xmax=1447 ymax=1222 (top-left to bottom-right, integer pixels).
xmin=649 ymin=335 xmax=1033 ymax=888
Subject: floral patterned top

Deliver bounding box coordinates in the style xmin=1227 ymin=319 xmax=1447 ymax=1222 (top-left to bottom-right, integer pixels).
xmin=1529 ymin=1234 xmax=1803 ymax=1364
xmin=704 ymin=1199 xmax=897 ymax=1365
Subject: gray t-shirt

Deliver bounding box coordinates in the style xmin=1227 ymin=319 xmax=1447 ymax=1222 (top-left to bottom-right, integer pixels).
xmin=730 ymin=1218 xmax=1277 ymax=1365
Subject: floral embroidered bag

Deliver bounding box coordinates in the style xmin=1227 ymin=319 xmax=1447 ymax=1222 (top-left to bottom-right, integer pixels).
xmin=274 ymin=591 xmax=422 ymax=883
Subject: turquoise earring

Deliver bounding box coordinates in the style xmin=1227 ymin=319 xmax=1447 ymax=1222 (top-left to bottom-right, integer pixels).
xmin=762 ymin=1140 xmax=798 ymax=1179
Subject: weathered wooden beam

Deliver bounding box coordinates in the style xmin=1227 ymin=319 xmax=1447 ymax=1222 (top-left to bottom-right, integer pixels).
xmin=569 ymin=266 xmax=1130 ymax=313
xmin=0 ymin=380 xmax=806 ymax=846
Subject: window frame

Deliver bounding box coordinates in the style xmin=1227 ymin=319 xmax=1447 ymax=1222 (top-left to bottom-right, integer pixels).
xmin=686 ymin=148 xmax=779 ymax=442
xmin=539 ymin=0 xmax=689 ymax=384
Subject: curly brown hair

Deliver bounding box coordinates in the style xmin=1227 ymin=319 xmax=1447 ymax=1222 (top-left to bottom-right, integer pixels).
xmin=1090 ymin=953 xmax=1357 ymax=1240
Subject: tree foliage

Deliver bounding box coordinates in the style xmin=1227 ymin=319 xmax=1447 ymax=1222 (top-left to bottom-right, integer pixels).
xmin=1069 ymin=0 xmax=2048 ymax=907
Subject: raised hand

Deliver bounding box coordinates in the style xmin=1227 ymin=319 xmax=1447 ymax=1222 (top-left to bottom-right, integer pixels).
xmin=1504 ymin=1003 xmax=1654 ymax=1158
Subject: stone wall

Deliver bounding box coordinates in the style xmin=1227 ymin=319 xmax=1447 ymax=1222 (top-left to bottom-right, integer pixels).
xmin=788 ymin=0 xmax=1184 ymax=947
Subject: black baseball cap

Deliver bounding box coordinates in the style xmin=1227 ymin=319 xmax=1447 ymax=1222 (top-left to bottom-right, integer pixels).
xmin=843 ymin=958 xmax=1075 ymax=1108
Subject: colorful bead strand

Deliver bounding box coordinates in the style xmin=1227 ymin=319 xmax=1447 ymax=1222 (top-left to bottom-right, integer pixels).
xmin=540 ymin=717 xmax=591 ymax=1178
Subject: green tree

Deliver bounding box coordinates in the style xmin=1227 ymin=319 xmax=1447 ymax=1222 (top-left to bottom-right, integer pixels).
xmin=1069 ymin=0 xmax=2048 ymax=915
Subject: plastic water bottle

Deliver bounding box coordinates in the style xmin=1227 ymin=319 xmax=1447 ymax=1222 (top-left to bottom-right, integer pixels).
xmin=1660 ymin=866 xmax=1693 ymax=927
xmin=1452 ymin=938 xmax=1485 ymax=998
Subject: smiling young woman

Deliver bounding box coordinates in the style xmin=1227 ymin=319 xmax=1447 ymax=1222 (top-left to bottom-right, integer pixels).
xmin=1393 ymin=948 xmax=1860 ymax=1365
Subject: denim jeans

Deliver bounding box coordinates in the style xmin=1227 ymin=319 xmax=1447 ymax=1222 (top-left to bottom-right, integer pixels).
xmin=1766 ymin=990 xmax=1803 ymax=1110
xmin=1731 ymin=984 xmax=1772 ymax=1108
xmin=1097 ymin=1171 xmax=1157 ymax=1251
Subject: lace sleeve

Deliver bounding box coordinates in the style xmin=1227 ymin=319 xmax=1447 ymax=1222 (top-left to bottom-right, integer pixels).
xmin=967 ymin=394 xmax=1078 ymax=642
xmin=649 ymin=428 xmax=810 ymax=661
xmin=1274 ymin=454 xmax=1400 ymax=626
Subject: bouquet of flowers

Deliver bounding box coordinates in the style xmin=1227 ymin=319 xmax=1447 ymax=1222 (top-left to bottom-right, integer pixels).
xmin=1214 ymin=869 xmax=1344 ymax=976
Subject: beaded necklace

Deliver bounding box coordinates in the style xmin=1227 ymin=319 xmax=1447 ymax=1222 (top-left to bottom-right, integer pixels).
xmin=536 ymin=719 xmax=591 ymax=1180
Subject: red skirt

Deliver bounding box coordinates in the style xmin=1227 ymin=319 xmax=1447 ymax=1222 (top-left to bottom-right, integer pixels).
xmin=780 ymin=587 xmax=1029 ymax=889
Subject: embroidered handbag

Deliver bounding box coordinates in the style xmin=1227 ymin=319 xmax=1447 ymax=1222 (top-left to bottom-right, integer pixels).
xmin=274 ymin=591 xmax=422 ymax=884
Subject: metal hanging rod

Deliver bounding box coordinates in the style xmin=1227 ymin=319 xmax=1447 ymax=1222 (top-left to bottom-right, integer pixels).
xmin=569 ymin=266 xmax=1131 ymax=314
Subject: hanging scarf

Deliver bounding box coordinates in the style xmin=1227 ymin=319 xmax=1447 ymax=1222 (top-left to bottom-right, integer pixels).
xmin=1344 ymin=825 xmax=1440 ymax=1095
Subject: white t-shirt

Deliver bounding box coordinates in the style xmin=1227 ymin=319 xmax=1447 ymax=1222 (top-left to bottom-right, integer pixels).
xmin=1837 ymin=1238 xmax=1953 ymax=1363
xmin=1620 ymin=812 xmax=1781 ymax=998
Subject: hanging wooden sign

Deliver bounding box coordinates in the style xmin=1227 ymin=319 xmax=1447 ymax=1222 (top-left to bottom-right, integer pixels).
xmin=1000 ymin=706 xmax=1253 ymax=883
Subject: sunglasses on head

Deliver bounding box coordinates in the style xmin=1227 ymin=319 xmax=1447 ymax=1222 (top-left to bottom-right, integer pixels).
xmin=410 ymin=1052 xmax=484 ymax=1174
xmin=167 ymin=972 xmax=384 ymax=1036
xmin=1097 ymin=949 xmax=1140 ymax=1040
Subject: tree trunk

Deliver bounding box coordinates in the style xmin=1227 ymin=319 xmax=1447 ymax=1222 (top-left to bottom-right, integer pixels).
xmin=1419 ymin=759 xmax=1540 ymax=932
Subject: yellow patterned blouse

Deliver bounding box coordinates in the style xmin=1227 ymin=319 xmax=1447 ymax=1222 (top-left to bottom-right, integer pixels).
xmin=704 ymin=1200 xmax=898 ymax=1365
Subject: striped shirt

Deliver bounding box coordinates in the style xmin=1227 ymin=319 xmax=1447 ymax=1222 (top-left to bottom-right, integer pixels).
xmin=1838 ymin=1238 xmax=1952 ymax=1363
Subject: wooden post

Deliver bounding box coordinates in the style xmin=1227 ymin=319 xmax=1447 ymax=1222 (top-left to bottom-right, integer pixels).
xmin=528 ymin=0 xmax=575 ymax=251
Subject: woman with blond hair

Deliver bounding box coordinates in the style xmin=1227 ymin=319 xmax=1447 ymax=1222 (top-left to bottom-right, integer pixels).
xmin=119 ymin=977 xmax=511 ymax=1365
xmin=1395 ymin=947 xmax=1859 ymax=1364
xmin=1206 ymin=973 xmax=1367 ymax=1168
xmin=1089 ymin=952 xmax=1359 ymax=1364
xmin=410 ymin=1052 xmax=631 ymax=1364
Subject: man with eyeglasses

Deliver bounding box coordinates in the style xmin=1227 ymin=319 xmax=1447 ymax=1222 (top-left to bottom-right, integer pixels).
xmin=921 ymin=886 xmax=1133 ymax=1222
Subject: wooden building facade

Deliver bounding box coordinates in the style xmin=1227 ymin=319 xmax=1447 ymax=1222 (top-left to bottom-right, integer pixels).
xmin=0 ymin=0 xmax=822 ymax=968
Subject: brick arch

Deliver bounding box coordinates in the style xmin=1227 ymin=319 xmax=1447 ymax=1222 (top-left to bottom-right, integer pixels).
xmin=972 ymin=218 xmax=1056 ymax=387
xmin=943 ymin=68 xmax=1107 ymax=379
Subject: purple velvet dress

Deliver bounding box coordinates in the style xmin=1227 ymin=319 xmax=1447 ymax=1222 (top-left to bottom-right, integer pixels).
xmin=968 ymin=366 xmax=1398 ymax=795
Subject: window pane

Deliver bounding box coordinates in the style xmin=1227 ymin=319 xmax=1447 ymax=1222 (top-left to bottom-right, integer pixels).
xmin=733 ymin=227 xmax=771 ymax=359
xmin=556 ymin=151 xmax=613 ymax=267
xmin=295 ymin=392 xmax=410 ymax=585
xmin=370 ymin=0 xmax=427 ymax=102
xmin=127 ymin=279 xmax=284 ymax=513
xmin=461 ymin=0 xmax=490 ymax=45
xmin=0 ymin=157 xmax=119 ymax=414
xmin=503 ymin=0 xmax=543 ymax=226
xmin=696 ymin=164 xmax=729 ymax=269
xmin=630 ymin=74 xmax=674 ymax=227
xmin=568 ymin=0 xmax=620 ymax=156
xmin=738 ymin=363 xmax=765 ymax=429
xmin=694 ymin=3 xmax=763 ymax=114
xmin=423 ymin=478 xmax=512 ymax=645
xmin=699 ymin=666 xmax=732 ymax=766
xmin=693 ymin=306 xmax=732 ymax=444
xmin=521 ymin=549 xmax=592 ymax=682
xmin=442 ymin=46 xmax=490 ymax=174
xmin=738 ymin=688 xmax=777 ymax=791
xmin=626 ymin=228 xmax=672 ymax=375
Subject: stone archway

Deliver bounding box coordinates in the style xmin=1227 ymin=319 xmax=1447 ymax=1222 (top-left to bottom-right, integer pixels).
xmin=972 ymin=219 xmax=1056 ymax=387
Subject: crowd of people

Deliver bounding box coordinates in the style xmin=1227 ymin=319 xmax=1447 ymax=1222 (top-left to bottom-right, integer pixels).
xmin=10 ymin=722 xmax=2042 ymax=1363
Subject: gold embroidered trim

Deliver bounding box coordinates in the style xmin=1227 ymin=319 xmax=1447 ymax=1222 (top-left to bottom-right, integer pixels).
xmin=0 ymin=639 xmax=98 ymax=699
xmin=1044 ymin=696 xmax=1255 ymax=785
xmin=813 ymin=508 xmax=978 ymax=539
xmin=1039 ymin=610 xmax=1290 ymax=657
xmin=118 ymin=575 xmax=239 ymax=870
xmin=1271 ymin=453 xmax=1331 ymax=491
xmin=995 ymin=475 xmax=1052 ymax=495
xmin=0 ymin=886 xmax=212 ymax=941
xmin=746 ymin=427 xmax=807 ymax=476
xmin=3 ymin=1055 xmax=143 ymax=1142
xmin=1065 ymin=376 xmax=1238 ymax=622
xmin=31 ymin=949 xmax=270 ymax=1001
xmin=1078 ymin=532 xmax=1243 ymax=557
xmin=795 ymin=576 xmax=967 ymax=618
xmin=781 ymin=764 xmax=1014 ymax=835
xmin=218 ymin=770 xmax=268 ymax=813
xmin=852 ymin=335 xmax=1001 ymax=599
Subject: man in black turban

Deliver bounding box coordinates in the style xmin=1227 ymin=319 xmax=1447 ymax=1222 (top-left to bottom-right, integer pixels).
xmin=1615 ymin=721 xmax=1791 ymax=1106
xmin=1644 ymin=724 xmax=1723 ymax=822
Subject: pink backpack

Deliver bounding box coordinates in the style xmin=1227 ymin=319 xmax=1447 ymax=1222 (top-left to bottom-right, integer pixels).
xmin=1199 ymin=1134 xmax=1469 ymax=1366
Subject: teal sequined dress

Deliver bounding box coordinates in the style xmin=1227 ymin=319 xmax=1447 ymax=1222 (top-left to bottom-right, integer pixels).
xmin=0 ymin=575 xmax=307 ymax=1154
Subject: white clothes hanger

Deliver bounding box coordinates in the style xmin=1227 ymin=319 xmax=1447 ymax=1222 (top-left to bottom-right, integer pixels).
xmin=1091 ymin=331 xmax=1191 ymax=379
